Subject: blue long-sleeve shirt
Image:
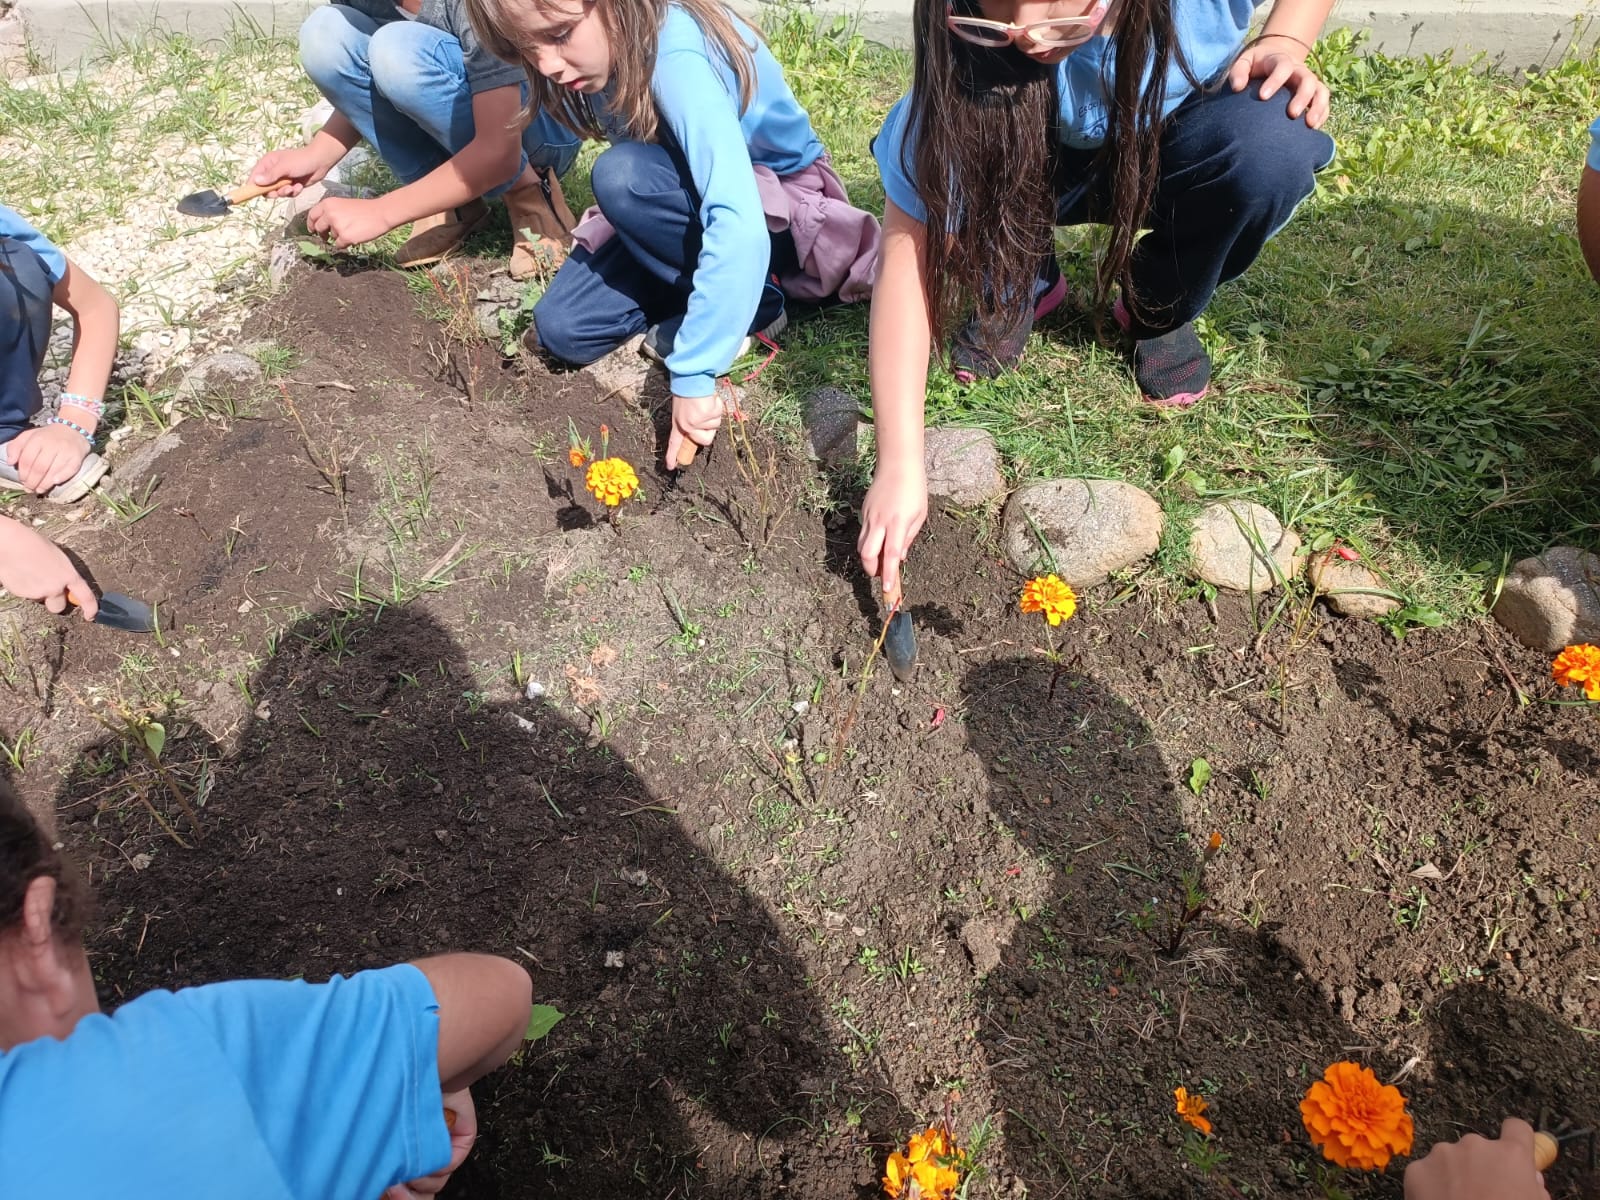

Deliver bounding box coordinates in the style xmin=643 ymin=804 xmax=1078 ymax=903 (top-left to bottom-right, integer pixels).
xmin=602 ymin=6 xmax=824 ymax=397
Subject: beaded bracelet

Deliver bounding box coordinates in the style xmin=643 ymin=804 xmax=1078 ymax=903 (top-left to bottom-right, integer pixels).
xmin=59 ymin=391 xmax=105 ymax=418
xmin=45 ymin=415 xmax=94 ymax=445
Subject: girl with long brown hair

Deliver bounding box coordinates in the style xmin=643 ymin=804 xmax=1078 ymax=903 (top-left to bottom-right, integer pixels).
xmin=859 ymin=0 xmax=1337 ymax=600
xmin=466 ymin=0 xmax=880 ymax=468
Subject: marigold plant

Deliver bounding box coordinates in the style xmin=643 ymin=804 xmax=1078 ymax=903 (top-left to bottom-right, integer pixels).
xmin=1174 ymin=1087 xmax=1212 ymax=1137
xmin=1553 ymin=643 xmax=1600 ymax=701
xmin=1300 ymin=1061 xmax=1413 ymax=1171
xmin=1019 ymin=574 xmax=1077 ymax=626
xmin=585 ymin=458 xmax=639 ymax=508
xmin=568 ymin=446 xmax=587 ymax=468
xmin=884 ymin=1125 xmax=962 ymax=1199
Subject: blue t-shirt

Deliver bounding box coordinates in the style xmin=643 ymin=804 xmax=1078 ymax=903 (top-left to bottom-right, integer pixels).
xmin=0 ymin=204 xmax=68 ymax=284
xmin=0 ymin=964 xmax=452 ymax=1198
xmin=600 ymin=4 xmax=825 ymax=397
xmin=876 ymin=0 xmax=1257 ymax=222
xmin=1587 ymin=114 xmax=1600 ymax=171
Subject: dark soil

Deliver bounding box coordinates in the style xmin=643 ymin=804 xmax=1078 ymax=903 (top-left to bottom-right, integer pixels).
xmin=9 ymin=258 xmax=1600 ymax=1198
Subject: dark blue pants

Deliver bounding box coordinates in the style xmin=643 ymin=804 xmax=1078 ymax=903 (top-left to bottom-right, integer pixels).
xmin=1053 ymin=82 xmax=1335 ymax=336
xmin=534 ymin=140 xmax=795 ymax=365
xmin=0 ymin=235 xmax=52 ymax=443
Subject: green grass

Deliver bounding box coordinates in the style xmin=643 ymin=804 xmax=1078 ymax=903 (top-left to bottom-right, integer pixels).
xmin=7 ymin=12 xmax=1597 ymax=618
xmin=760 ymin=17 xmax=1600 ymax=618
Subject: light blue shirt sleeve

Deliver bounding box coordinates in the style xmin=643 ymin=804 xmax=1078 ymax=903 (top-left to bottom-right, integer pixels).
xmin=0 ymin=204 xmax=67 ymax=285
xmin=872 ymin=94 xmax=927 ymax=224
xmin=654 ymin=48 xmax=772 ymax=398
xmin=0 ymin=964 xmax=451 ymax=1198
xmin=1588 ymin=114 xmax=1600 ymax=172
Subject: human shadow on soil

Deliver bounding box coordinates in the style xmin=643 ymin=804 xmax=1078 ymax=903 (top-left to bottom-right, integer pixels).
xmin=958 ymin=657 xmax=1384 ymax=1198
xmin=61 ymin=604 xmax=908 ymax=1199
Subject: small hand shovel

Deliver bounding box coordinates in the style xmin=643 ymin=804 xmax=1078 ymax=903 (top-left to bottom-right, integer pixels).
xmin=69 ymin=588 xmax=157 ymax=633
xmin=884 ymin=606 xmax=917 ymax=683
xmin=177 ymin=177 xmax=293 ymax=219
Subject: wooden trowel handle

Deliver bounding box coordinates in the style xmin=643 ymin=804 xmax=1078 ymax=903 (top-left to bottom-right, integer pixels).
xmin=676 ymin=443 xmax=698 ymax=468
xmin=226 ymin=177 xmax=295 ymax=206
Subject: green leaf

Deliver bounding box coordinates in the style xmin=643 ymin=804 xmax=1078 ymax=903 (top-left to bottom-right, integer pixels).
xmin=296 ymin=239 xmax=333 ymax=262
xmin=142 ymin=721 xmax=166 ymax=760
xmin=1158 ymin=444 xmax=1185 ymax=483
xmin=1187 ymin=757 xmax=1211 ymax=797
xmin=525 ymin=1004 xmax=565 ymax=1041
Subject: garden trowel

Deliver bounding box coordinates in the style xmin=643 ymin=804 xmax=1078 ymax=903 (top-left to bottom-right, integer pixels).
xmin=177 ymin=177 xmax=294 ymax=219
xmin=883 ymin=602 xmax=917 ymax=683
xmin=68 ymin=589 xmax=157 ymax=634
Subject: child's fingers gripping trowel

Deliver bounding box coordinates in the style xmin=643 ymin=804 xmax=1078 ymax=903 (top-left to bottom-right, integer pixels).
xmin=1533 ymin=1108 xmax=1595 ymax=1173
xmin=177 ymin=177 xmax=295 ymax=219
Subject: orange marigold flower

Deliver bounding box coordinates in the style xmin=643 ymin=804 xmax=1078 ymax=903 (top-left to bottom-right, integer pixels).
xmin=1552 ymin=644 xmax=1600 ymax=702
xmin=585 ymin=457 xmax=639 ymax=508
xmin=1019 ymin=574 xmax=1077 ymax=626
xmin=883 ymin=1126 xmax=962 ymax=1199
xmin=568 ymin=446 xmax=587 ymax=468
xmin=1300 ymin=1061 xmax=1413 ymax=1171
xmin=1174 ymin=1087 xmax=1212 ymax=1137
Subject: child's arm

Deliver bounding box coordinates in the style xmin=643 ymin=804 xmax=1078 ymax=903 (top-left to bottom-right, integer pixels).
xmin=249 ymin=112 xmax=363 ymax=198
xmin=410 ymin=952 xmax=532 ymax=1093
xmin=1226 ymin=0 xmax=1335 ymax=128
xmin=305 ymin=86 xmax=530 ymax=250
xmin=1403 ymin=1119 xmax=1549 ymax=1200
xmin=4 ymin=256 xmax=117 ymax=495
xmin=0 ymin=516 xmax=96 ymax=619
xmin=858 ymin=199 xmax=932 ymax=605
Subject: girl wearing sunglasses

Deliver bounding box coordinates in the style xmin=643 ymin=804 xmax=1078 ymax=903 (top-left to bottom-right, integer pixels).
xmin=859 ymin=0 xmax=1337 ymax=602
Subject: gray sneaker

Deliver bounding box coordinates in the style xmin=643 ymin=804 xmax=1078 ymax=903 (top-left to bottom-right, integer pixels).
xmin=0 ymin=450 xmax=109 ymax=503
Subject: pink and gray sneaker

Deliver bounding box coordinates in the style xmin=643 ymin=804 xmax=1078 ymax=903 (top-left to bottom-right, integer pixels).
xmin=1112 ymin=296 xmax=1211 ymax=409
xmin=950 ymin=259 xmax=1069 ymax=384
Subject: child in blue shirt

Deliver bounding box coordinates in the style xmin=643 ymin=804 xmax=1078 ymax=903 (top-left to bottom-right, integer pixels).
xmin=0 ymin=204 xmax=117 ymax=503
xmin=859 ymin=0 xmax=1337 ymax=602
xmin=0 ymin=781 xmax=532 ymax=1198
xmin=465 ymin=0 xmax=880 ymax=469
xmin=249 ymin=0 xmax=583 ymax=280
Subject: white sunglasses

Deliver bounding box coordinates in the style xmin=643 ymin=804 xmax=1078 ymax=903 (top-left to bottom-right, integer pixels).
xmin=945 ymin=0 xmax=1111 ymax=47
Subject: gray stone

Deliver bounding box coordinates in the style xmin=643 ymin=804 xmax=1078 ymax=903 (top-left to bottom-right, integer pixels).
xmin=174 ymin=351 xmax=262 ymax=404
xmin=1492 ymin=545 xmax=1600 ymax=651
xmin=1307 ymin=552 xmax=1401 ymax=619
xmin=108 ymin=429 xmax=183 ymax=488
xmin=924 ymin=426 xmax=1005 ymax=507
xmin=1189 ymin=500 xmax=1300 ymax=593
xmin=1001 ymin=478 xmax=1163 ymax=587
xmin=580 ymin=333 xmax=651 ymax=398
xmin=267 ymin=241 xmax=299 ymax=288
xmin=802 ymin=386 xmax=862 ymax=466
xmin=0 ymin=11 xmax=28 ymax=80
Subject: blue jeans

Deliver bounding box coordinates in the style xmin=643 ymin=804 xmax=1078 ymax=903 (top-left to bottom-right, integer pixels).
xmin=299 ymin=5 xmax=580 ymax=192
xmin=0 ymin=235 xmax=52 ymax=443
xmin=1052 ymin=82 xmax=1335 ymax=335
xmin=533 ymin=141 xmax=793 ymax=365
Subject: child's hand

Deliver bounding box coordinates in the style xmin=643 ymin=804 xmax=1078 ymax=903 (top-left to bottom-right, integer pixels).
xmin=857 ymin=462 xmax=928 ymax=605
xmin=666 ymin=391 xmax=724 ymax=470
xmin=305 ymin=196 xmax=397 ymax=251
xmin=1227 ymin=38 xmax=1331 ymax=129
xmin=0 ymin=517 xmax=96 ymax=619
xmin=249 ymin=145 xmax=336 ymax=197
xmin=381 ymin=1089 xmax=477 ymax=1199
xmin=5 ymin=424 xmax=90 ymax=495
xmin=1403 ymin=1118 xmax=1551 ymax=1200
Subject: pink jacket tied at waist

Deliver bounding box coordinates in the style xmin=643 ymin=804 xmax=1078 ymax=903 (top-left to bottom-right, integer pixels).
xmin=570 ymin=156 xmax=880 ymax=303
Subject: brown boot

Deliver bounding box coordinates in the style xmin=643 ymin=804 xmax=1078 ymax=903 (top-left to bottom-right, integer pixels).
xmin=506 ymin=166 xmax=577 ymax=281
xmin=394 ymin=198 xmax=492 ymax=268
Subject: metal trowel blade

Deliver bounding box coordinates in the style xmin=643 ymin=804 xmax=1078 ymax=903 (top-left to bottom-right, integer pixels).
xmin=884 ymin=610 xmax=917 ymax=682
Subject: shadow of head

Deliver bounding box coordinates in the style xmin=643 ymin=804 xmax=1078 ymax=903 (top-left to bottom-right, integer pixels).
xmin=61 ymin=603 xmax=903 ymax=1198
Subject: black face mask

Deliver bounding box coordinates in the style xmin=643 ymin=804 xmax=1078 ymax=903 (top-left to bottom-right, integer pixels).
xmin=953 ymin=36 xmax=1053 ymax=98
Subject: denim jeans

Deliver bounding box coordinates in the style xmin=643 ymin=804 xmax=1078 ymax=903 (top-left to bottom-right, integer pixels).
xmin=1051 ymin=82 xmax=1335 ymax=335
xmin=0 ymin=235 xmax=52 ymax=444
xmin=299 ymin=5 xmax=580 ymax=193
xmin=533 ymin=140 xmax=794 ymax=365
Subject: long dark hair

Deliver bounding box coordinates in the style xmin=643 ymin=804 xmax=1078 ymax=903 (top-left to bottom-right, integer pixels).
xmin=906 ymin=0 xmax=1194 ymax=344
xmin=0 ymin=779 xmax=89 ymax=941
